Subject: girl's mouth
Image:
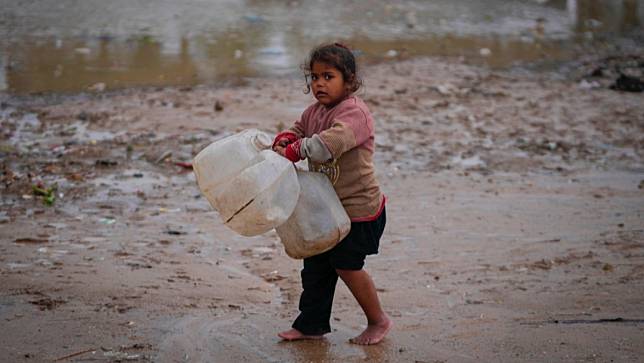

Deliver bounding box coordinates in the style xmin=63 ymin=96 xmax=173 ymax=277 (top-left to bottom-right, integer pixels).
xmin=316 ymin=91 xmax=328 ymax=97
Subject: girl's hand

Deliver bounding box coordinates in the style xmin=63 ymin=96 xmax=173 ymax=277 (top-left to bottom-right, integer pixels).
xmin=275 ymin=138 xmax=291 ymax=148
xmin=272 ymin=131 xmax=298 ymax=150
xmin=273 ymin=140 xmax=302 ymax=162
xmin=273 ymin=144 xmax=286 ymax=157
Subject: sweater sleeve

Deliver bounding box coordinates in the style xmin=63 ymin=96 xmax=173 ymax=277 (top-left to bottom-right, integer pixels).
xmin=288 ymin=120 xmax=305 ymax=139
xmin=299 ymin=134 xmax=333 ymax=162
xmin=318 ymin=104 xmax=372 ymax=159
xmin=288 ymin=105 xmax=315 ymax=138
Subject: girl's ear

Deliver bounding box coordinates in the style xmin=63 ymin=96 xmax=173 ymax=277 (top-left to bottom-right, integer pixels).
xmin=344 ymin=74 xmax=356 ymax=93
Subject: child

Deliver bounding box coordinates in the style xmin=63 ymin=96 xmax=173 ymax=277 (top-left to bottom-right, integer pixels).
xmin=273 ymin=43 xmax=391 ymax=345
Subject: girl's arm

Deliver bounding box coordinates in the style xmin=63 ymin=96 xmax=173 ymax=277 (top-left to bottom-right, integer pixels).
xmin=272 ymin=106 xmax=311 ymax=150
xmin=280 ymin=105 xmax=370 ymax=163
xmin=317 ymin=105 xmax=371 ymax=159
xmin=279 ymin=135 xmax=332 ymax=162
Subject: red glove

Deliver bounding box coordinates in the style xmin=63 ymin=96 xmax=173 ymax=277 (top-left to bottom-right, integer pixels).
xmin=272 ymin=130 xmax=299 ymax=149
xmin=284 ymin=139 xmax=303 ymax=162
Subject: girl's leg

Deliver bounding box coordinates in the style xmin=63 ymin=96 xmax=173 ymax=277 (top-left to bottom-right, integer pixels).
xmin=336 ymin=268 xmax=392 ymax=345
xmin=279 ymin=251 xmax=339 ymax=340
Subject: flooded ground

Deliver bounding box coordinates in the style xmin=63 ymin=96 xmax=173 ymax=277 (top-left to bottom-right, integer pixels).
xmin=1 ymin=1 xmax=644 ymax=362
xmin=1 ymin=0 xmax=643 ymax=93
xmin=1 ymin=53 xmax=643 ymax=361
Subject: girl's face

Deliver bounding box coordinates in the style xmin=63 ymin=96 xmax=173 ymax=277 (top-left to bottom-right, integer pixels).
xmin=310 ymin=61 xmax=347 ymax=107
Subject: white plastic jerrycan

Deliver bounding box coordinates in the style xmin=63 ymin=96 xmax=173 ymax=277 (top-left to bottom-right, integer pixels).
xmin=276 ymin=170 xmax=351 ymax=259
xmin=193 ymin=129 xmax=273 ymax=196
xmin=210 ymin=150 xmax=299 ymax=236
xmin=193 ymin=129 xmax=300 ymax=236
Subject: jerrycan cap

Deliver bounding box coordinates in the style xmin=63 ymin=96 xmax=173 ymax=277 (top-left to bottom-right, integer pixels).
xmin=251 ymin=131 xmax=273 ymax=150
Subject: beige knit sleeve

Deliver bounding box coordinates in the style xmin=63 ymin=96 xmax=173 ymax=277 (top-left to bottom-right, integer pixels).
xmin=318 ymin=104 xmax=370 ymax=159
xmin=299 ymin=134 xmax=333 ymax=162
xmin=318 ymin=120 xmax=357 ymax=159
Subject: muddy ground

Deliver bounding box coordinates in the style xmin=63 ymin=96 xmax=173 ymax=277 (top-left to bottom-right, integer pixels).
xmin=1 ymin=54 xmax=643 ymax=362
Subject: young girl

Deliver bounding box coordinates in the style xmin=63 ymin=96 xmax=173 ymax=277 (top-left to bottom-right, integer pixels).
xmin=273 ymin=43 xmax=391 ymax=345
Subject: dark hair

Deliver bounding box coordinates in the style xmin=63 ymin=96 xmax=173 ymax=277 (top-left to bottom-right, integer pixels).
xmin=302 ymin=42 xmax=362 ymax=94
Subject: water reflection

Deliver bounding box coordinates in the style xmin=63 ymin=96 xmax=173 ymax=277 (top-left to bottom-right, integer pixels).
xmin=567 ymin=0 xmax=643 ymax=33
xmin=1 ymin=0 xmax=641 ymax=94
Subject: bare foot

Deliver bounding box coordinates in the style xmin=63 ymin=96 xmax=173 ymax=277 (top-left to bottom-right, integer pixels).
xmin=349 ymin=317 xmax=393 ymax=345
xmin=278 ymin=328 xmax=324 ymax=341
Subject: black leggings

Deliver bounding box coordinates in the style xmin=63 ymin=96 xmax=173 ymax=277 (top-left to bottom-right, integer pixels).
xmin=292 ymin=207 xmax=386 ymax=335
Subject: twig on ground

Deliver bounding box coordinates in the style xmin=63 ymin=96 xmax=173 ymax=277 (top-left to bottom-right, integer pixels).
xmin=53 ymin=348 xmax=95 ymax=361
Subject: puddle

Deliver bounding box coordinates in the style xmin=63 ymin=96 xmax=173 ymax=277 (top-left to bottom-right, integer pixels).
xmin=1 ymin=0 xmax=642 ymax=93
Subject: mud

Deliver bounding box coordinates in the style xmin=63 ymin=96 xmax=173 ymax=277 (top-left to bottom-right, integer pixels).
xmin=1 ymin=51 xmax=644 ymax=362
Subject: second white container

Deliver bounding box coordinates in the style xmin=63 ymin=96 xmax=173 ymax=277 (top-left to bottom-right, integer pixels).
xmin=276 ymin=170 xmax=351 ymax=259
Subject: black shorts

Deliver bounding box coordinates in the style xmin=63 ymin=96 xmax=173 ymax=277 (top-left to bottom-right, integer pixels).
xmin=327 ymin=206 xmax=387 ymax=270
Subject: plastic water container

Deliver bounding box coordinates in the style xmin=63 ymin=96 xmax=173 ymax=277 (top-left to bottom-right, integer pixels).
xmin=193 ymin=130 xmax=300 ymax=236
xmin=193 ymin=129 xmax=273 ymax=195
xmin=210 ymin=150 xmax=299 ymax=236
xmin=276 ymin=171 xmax=351 ymax=259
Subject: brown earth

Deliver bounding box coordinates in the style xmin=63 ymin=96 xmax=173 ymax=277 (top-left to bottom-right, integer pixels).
xmin=1 ymin=55 xmax=643 ymax=362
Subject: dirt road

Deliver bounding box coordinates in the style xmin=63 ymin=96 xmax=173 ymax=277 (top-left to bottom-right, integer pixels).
xmin=1 ymin=55 xmax=643 ymax=362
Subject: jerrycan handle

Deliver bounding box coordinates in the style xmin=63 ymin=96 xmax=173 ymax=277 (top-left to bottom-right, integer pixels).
xmin=251 ymin=132 xmax=273 ymax=151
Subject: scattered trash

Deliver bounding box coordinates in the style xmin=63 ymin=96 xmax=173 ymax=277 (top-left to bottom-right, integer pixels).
xmin=261 ymin=270 xmax=286 ymax=282
xmin=99 ymin=218 xmax=116 ymax=225
xmin=214 ymin=100 xmax=224 ymax=112
xmin=602 ymin=263 xmax=614 ymax=272
xmin=165 ymin=229 xmax=187 ymax=235
xmin=578 ymin=79 xmax=600 ymax=90
xmin=405 ymin=11 xmax=417 ymax=29
xmin=88 ymin=82 xmax=106 ymax=92
xmin=66 ymin=172 xmax=85 ymax=182
xmin=174 ymin=161 xmax=193 ymax=169
xmin=101 ymin=347 xmax=141 ymax=361
xmin=15 ymin=237 xmax=49 ymax=244
xmin=234 ymin=49 xmax=243 ymax=59
xmin=479 ymin=48 xmax=492 ymax=57
xmin=465 ymin=299 xmax=484 ymax=305
xmin=524 ymin=317 xmax=644 ymax=325
xmin=385 ymin=49 xmax=398 ymax=58
xmin=433 ymin=83 xmax=458 ymax=96
xmin=95 ymin=159 xmax=118 ymax=167
xmin=53 ymin=348 xmax=96 ymax=362
xmin=155 ymin=150 xmax=173 ymax=164
xmin=29 ymin=296 xmax=66 ymax=310
xmin=32 ymin=183 xmax=57 ymax=206
xmin=610 ymin=74 xmax=644 ymax=92
xmin=74 ymin=47 xmax=91 ymax=55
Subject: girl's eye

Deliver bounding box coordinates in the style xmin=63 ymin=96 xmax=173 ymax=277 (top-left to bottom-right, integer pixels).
xmin=324 ymin=74 xmax=333 ymax=80
xmin=311 ymin=75 xmax=318 ymax=81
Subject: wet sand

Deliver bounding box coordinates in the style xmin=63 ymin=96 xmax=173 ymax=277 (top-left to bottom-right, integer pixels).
xmin=1 ymin=55 xmax=643 ymax=362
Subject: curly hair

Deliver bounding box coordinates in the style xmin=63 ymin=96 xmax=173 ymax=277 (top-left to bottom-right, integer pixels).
xmin=302 ymin=42 xmax=362 ymax=95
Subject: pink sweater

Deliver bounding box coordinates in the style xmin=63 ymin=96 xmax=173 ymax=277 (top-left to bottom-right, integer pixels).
xmin=289 ymin=96 xmax=384 ymax=221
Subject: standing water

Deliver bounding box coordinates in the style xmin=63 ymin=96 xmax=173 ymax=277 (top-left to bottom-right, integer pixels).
xmin=0 ymin=0 xmax=642 ymax=93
